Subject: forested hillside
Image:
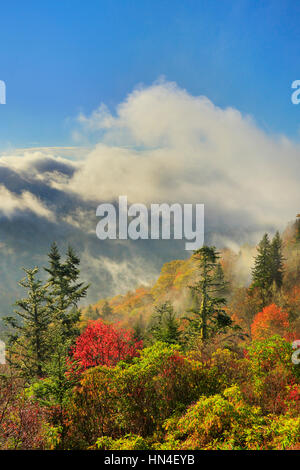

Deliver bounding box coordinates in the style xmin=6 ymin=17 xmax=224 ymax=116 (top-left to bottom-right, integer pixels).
xmin=83 ymin=220 xmax=300 ymax=341
xmin=0 ymin=219 xmax=300 ymax=450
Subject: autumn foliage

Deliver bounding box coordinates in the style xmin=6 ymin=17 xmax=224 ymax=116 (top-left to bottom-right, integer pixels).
xmin=71 ymin=319 xmax=143 ymax=370
xmin=2 ymin=228 xmax=300 ymax=450
xmin=251 ymin=304 xmax=290 ymax=340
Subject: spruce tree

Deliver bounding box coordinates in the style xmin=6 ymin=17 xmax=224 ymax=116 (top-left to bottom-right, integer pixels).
xmin=102 ymin=300 xmax=113 ymax=318
xmin=186 ymin=246 xmax=232 ymax=341
xmin=95 ymin=307 xmax=101 ymax=319
xmin=295 ymin=217 xmax=300 ymax=243
xmin=133 ymin=316 xmax=145 ymax=343
xmin=293 ymin=217 xmax=300 ymax=279
xmin=45 ymin=243 xmax=89 ymax=343
xmin=149 ymin=302 xmax=181 ymax=345
xmin=85 ymin=305 xmax=99 ymax=320
xmin=251 ymin=233 xmax=272 ymax=307
xmin=3 ymin=267 xmax=50 ymax=381
xmin=270 ymin=231 xmax=284 ymax=289
xmin=32 ymin=327 xmax=78 ymax=449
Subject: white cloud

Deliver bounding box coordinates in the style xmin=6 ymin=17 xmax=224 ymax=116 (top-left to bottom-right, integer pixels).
xmin=0 ymin=80 xmax=299 ymax=252
xmin=0 ymin=80 xmax=299 ymax=305
xmin=0 ymin=185 xmax=55 ymax=221
xmin=67 ymin=80 xmax=300 ymax=244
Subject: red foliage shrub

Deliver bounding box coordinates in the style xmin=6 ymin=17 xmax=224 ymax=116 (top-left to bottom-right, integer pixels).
xmin=0 ymin=376 xmax=46 ymax=450
xmin=251 ymin=304 xmax=290 ymax=340
xmin=72 ymin=319 xmax=143 ymax=370
xmin=0 ymin=400 xmax=46 ymax=449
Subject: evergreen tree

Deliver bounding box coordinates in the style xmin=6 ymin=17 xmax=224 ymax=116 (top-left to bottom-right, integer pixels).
xmin=85 ymin=305 xmax=99 ymax=321
xmin=214 ymin=261 xmax=229 ymax=296
xmin=133 ymin=316 xmax=145 ymax=343
xmin=186 ymin=246 xmax=232 ymax=341
xmin=149 ymin=302 xmax=181 ymax=345
xmin=3 ymin=267 xmax=50 ymax=381
xmin=85 ymin=305 xmax=93 ymax=319
xmin=95 ymin=307 xmax=101 ymax=319
xmin=251 ymin=233 xmax=272 ymax=307
xmin=293 ymin=217 xmax=300 ymax=279
xmin=45 ymin=243 xmax=89 ymax=343
xmin=295 ymin=217 xmax=300 ymax=243
xmin=102 ymin=300 xmax=113 ymax=318
xmin=31 ymin=328 xmax=78 ymax=449
xmin=270 ymin=231 xmax=284 ymax=289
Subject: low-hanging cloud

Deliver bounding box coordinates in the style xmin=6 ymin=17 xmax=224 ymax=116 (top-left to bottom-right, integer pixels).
xmin=70 ymin=80 xmax=300 ymax=239
xmin=0 ymin=80 xmax=300 ymax=316
xmin=0 ymin=184 xmax=55 ymax=221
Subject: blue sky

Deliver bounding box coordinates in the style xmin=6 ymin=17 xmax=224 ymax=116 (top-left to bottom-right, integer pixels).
xmin=0 ymin=0 xmax=300 ymax=149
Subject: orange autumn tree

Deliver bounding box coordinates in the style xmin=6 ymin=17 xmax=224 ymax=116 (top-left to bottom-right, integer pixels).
xmin=251 ymin=303 xmax=290 ymax=340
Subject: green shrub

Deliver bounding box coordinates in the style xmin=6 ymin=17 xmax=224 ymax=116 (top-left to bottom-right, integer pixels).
xmin=66 ymin=342 xmax=220 ymax=447
xmin=95 ymin=434 xmax=150 ymax=450
xmin=156 ymin=385 xmax=300 ymax=450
